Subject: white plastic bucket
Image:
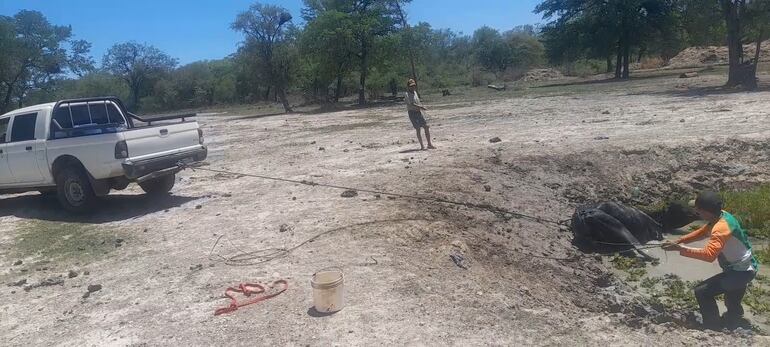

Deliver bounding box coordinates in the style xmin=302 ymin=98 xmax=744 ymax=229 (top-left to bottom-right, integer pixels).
xmin=311 ymin=268 xmax=344 ymax=313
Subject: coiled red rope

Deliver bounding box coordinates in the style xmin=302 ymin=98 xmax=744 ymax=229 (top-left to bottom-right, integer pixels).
xmin=214 ymin=279 xmax=288 ymax=316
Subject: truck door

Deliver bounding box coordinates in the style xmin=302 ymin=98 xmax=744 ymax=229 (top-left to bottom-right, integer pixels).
xmin=6 ymin=112 xmax=45 ymax=184
xmin=0 ymin=117 xmax=12 ymax=185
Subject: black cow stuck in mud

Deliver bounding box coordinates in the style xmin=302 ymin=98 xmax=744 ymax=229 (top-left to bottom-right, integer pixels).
xmin=571 ymin=201 xmax=697 ymax=260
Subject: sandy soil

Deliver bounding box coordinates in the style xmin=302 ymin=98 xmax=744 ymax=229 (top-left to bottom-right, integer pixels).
xmin=2 ymin=70 xmax=770 ymax=346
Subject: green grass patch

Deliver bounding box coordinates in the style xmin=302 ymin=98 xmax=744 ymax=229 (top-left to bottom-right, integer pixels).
xmin=755 ymin=247 xmax=770 ymax=265
xmin=745 ymin=275 xmax=770 ymax=316
xmin=722 ymin=185 xmax=770 ymax=239
xmin=647 ymin=275 xmax=700 ymax=311
xmin=611 ymin=255 xmax=644 ymax=271
xmin=640 ymin=276 xmax=663 ymax=290
xmin=14 ymin=220 xmax=124 ymax=262
xmin=641 ymin=274 xmax=770 ymax=321
xmin=610 ymin=255 xmax=648 ymax=282
xmin=627 ymin=267 xmax=648 ymax=282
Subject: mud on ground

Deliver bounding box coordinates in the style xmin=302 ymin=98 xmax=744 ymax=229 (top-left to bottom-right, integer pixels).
xmin=2 ymin=70 xmax=770 ymax=345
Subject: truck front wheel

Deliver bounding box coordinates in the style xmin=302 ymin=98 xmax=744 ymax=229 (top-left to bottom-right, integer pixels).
xmin=56 ymin=167 xmax=97 ymax=213
xmin=139 ymin=174 xmax=176 ymax=196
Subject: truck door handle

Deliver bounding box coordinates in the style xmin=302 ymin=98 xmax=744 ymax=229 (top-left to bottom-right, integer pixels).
xmin=159 ymin=129 xmax=168 ymax=136
xmin=25 ymin=146 xmax=32 ymax=151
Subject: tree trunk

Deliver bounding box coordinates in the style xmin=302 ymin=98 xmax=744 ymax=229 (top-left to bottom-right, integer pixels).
xmin=358 ymin=41 xmax=368 ymax=106
xmin=277 ymin=87 xmax=292 ymax=113
xmin=615 ymin=41 xmax=623 ymax=79
xmin=394 ymin=0 xmax=418 ymax=82
xmin=1 ymin=84 xmax=13 ymax=113
xmin=264 ymin=86 xmax=271 ymax=101
xmin=724 ymin=1 xmax=744 ymax=86
xmin=622 ymin=39 xmax=631 ymax=80
xmin=754 ymin=29 xmax=764 ymax=65
xmin=334 ymin=74 xmax=343 ymax=103
xmin=131 ymin=83 xmax=140 ymax=110
xmin=606 ymin=55 xmax=614 ymax=74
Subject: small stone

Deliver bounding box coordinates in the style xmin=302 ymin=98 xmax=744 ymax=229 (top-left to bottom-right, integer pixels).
xmin=143 ymin=228 xmax=148 ymax=233
xmin=83 ymin=271 xmax=90 ymax=276
xmin=195 ymin=205 xmax=202 ymax=209
xmin=343 ymin=149 xmax=349 ymax=153
xmin=477 ymin=291 xmax=483 ymax=296
xmin=87 ymin=284 xmax=102 ymax=293
xmin=222 ymin=193 xmax=232 ymax=198
xmin=292 ymin=197 xmax=297 ymax=201
xmin=594 ymin=135 xmax=609 ymax=140
xmin=679 ymin=119 xmax=685 ymax=123
xmin=602 ymin=110 xmax=610 ymax=115
xmin=82 ymin=292 xmax=90 ymax=299
xmin=279 ymin=224 xmax=292 ymax=233
xmin=483 ymin=185 xmax=491 ymax=192
xmin=8 ymin=279 xmax=27 ymax=287
xmin=68 ymin=271 xmax=78 ymax=279
xmin=318 ymin=147 xmax=325 ymax=151
xmin=13 ymin=260 xmax=22 ymax=266
xmin=310 ymin=141 xmax=316 ymax=145
xmin=340 ymin=190 xmax=358 ymax=198
xmin=489 ymin=137 xmax=502 ymax=143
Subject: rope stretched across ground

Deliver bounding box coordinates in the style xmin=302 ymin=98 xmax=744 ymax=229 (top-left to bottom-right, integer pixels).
xmin=186 ymin=164 xmax=569 ymax=227
xmin=189 ymin=164 xmax=665 ymax=265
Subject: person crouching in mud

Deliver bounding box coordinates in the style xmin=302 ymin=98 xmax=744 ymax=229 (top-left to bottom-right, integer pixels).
xmin=405 ymin=79 xmax=435 ymax=150
xmin=663 ymin=191 xmax=758 ymax=331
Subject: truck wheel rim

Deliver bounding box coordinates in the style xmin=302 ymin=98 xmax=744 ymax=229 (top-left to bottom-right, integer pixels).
xmin=67 ymin=181 xmax=85 ymax=204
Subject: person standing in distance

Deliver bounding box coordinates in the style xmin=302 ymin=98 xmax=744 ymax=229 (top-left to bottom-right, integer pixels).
xmin=405 ymin=79 xmax=435 ymax=150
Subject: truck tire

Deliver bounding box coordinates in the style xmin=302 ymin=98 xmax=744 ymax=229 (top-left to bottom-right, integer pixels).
xmin=139 ymin=173 xmax=176 ymax=196
xmin=56 ymin=167 xmax=97 ymax=213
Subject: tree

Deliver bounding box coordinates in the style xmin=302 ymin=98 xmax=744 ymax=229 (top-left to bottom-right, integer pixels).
xmin=473 ymin=26 xmax=512 ymax=75
xmin=504 ymin=26 xmax=546 ymax=72
xmin=0 ymin=10 xmax=92 ymax=112
xmin=719 ymin=0 xmax=770 ymax=88
xmin=536 ymin=0 xmax=675 ymax=79
xmin=303 ymin=0 xmax=401 ymax=105
xmin=23 ymin=72 xmax=129 ymax=106
xmin=300 ymin=10 xmax=356 ymax=102
xmin=103 ymin=42 xmax=177 ymax=109
xmin=232 ymin=2 xmax=295 ymax=112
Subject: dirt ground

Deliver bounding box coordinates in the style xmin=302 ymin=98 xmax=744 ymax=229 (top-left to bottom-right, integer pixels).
xmin=2 ymin=69 xmax=770 ymax=346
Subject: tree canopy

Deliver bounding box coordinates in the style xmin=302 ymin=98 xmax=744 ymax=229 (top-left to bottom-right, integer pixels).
xmin=3 ymin=1 xmax=769 ymax=113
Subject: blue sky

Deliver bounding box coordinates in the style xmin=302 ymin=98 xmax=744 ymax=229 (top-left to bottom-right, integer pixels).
xmin=1 ymin=0 xmax=543 ymax=65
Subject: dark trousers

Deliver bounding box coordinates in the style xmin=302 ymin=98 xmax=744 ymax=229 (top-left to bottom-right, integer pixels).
xmin=693 ymin=270 xmax=756 ymax=329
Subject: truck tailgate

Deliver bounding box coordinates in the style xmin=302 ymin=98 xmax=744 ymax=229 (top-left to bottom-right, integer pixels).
xmin=122 ymin=121 xmax=202 ymax=161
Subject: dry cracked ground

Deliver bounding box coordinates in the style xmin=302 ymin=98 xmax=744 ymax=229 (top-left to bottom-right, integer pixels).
xmin=2 ymin=69 xmax=770 ymax=346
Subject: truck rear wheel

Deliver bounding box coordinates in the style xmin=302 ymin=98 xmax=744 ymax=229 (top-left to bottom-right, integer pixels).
xmin=56 ymin=167 xmax=97 ymax=213
xmin=139 ymin=174 xmax=176 ymax=196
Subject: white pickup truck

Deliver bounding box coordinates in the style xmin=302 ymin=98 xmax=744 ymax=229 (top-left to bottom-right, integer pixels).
xmin=0 ymin=97 xmax=207 ymax=213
